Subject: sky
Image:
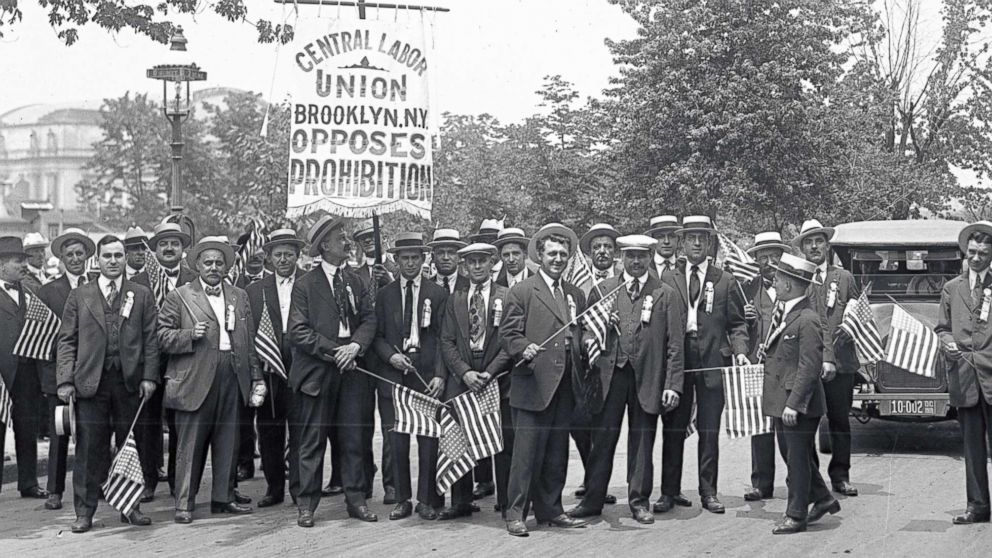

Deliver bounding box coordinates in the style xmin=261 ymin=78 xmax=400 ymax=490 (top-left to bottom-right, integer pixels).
xmin=0 ymin=0 xmax=639 ymax=123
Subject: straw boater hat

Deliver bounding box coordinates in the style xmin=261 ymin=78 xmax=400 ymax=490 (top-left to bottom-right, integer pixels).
xmin=527 ymin=223 xmax=579 ymax=263
xmin=51 ymin=228 xmax=95 ymax=259
xmin=616 ymin=234 xmax=657 ymax=252
xmin=493 ymin=228 xmax=529 ymax=250
xmin=22 ymin=232 xmax=49 ymax=252
xmin=149 ymin=222 xmax=192 ymax=249
xmin=187 ymin=236 xmax=236 ymax=268
xmin=676 ymin=215 xmax=716 ymax=236
xmin=428 ymin=228 xmax=467 ymax=250
xmin=580 ymin=223 xmax=620 ymax=255
xmin=746 ymin=231 xmax=791 ymax=256
xmin=645 ymin=215 xmax=681 ymax=238
xmin=458 ymin=243 xmax=497 ymax=258
xmin=0 ymin=236 xmax=28 ymax=258
xmin=123 ymin=227 xmax=149 ymax=248
xmin=959 ymin=221 xmax=992 ymax=253
xmin=387 ymin=232 xmax=430 ymax=254
xmin=306 ymin=215 xmax=347 ymax=257
xmin=469 ymin=218 xmax=503 ymax=243
xmin=772 ymin=253 xmax=818 ymax=284
xmin=792 ymin=219 xmax=835 ymax=247
xmin=352 ymin=219 xmax=375 ymax=241
xmin=263 ymin=228 xmax=305 ymax=252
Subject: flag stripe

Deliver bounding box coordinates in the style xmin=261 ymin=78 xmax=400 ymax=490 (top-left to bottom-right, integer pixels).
xmin=0 ymin=378 xmax=12 ymax=426
xmin=12 ymin=294 xmax=61 ymax=361
xmin=451 ymin=381 xmax=503 ymax=460
xmin=254 ymin=302 xmax=287 ymax=380
xmin=392 ymin=384 xmax=442 ymax=437
xmin=717 ymin=233 xmax=760 ymax=282
xmin=436 ymin=407 xmax=476 ymax=495
xmin=721 ymin=365 xmax=772 ymax=439
xmin=101 ymin=431 xmax=144 ymax=515
xmin=884 ymin=306 xmax=938 ymax=378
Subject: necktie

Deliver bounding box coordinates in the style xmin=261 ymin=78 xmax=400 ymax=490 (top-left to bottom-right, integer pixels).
xmin=553 ymin=280 xmax=568 ymax=319
xmin=595 ymin=269 xmax=610 ymax=280
xmin=77 ymin=274 xmax=87 ymax=286
xmin=689 ymin=265 xmax=701 ymax=306
xmin=769 ymin=301 xmax=785 ymax=334
xmin=333 ymin=269 xmax=349 ymax=328
xmin=205 ymin=285 xmax=221 ymax=297
xmin=2 ymin=281 xmax=17 ymax=291
xmin=469 ymin=288 xmax=485 ymax=344
xmin=403 ymin=280 xmax=414 ymax=335
xmin=443 ymin=276 xmax=451 ymax=292
xmin=814 ymin=269 xmax=823 ymax=286
xmin=973 ymin=275 xmax=984 ymax=308
xmin=106 ymin=280 xmax=118 ymax=303
xmin=629 ymin=279 xmax=641 ymax=301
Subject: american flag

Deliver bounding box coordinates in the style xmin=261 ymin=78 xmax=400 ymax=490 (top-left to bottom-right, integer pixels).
xmin=716 ymin=232 xmax=760 ymax=282
xmin=722 ymin=364 xmax=773 ymax=439
xmin=392 ymin=384 xmax=442 ymax=438
xmin=254 ymin=295 xmax=287 ymax=380
xmin=582 ymin=283 xmax=622 ymax=363
xmin=450 ymin=380 xmax=503 ymax=460
xmin=0 ymin=378 xmax=12 ymax=427
xmin=435 ymin=406 xmax=477 ymax=495
xmin=101 ymin=430 xmax=145 ymax=515
xmin=884 ymin=305 xmax=939 ymax=378
xmin=840 ymin=291 xmax=885 ymax=364
xmin=142 ymin=253 xmax=169 ymax=307
xmin=13 ymin=293 xmax=61 ymax=361
xmin=564 ymin=251 xmax=594 ymax=291
xmin=229 ymin=217 xmax=267 ymax=285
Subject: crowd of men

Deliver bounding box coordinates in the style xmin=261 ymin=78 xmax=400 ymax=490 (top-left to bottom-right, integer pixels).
xmin=2 ymin=213 xmax=991 ymax=537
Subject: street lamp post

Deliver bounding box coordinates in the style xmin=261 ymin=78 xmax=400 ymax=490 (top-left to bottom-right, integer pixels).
xmin=147 ymin=27 xmax=207 ymax=240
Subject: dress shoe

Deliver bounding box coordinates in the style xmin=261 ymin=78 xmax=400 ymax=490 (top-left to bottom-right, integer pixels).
xmin=506 ymin=519 xmax=529 ymax=537
xmin=20 ymin=487 xmax=49 ymax=499
xmin=653 ymin=495 xmax=675 ymax=513
xmin=174 ymin=510 xmax=193 ymax=524
xmin=673 ymin=493 xmax=692 ymax=507
xmin=472 ymin=482 xmax=495 ymax=500
xmin=233 ymin=489 xmax=252 ymax=504
xmin=382 ymin=486 xmax=398 ymax=505
xmin=121 ymin=509 xmax=152 ymax=526
xmin=298 ymin=510 xmax=315 ymax=528
xmin=469 ymin=503 xmax=480 ymax=512
xmin=258 ymin=494 xmax=284 ymax=508
xmin=566 ymin=505 xmax=601 ymax=519
xmin=604 ymin=494 xmax=617 ymax=505
xmin=952 ymin=510 xmax=991 ymax=525
xmin=632 ymin=506 xmax=655 ymax=524
xmin=832 ymin=482 xmax=858 ymax=497
xmin=44 ymin=493 xmax=63 ymax=510
xmin=744 ymin=487 xmax=773 ymax=501
xmin=547 ymin=513 xmax=588 ymax=528
xmin=347 ymin=505 xmax=378 ymax=522
xmin=157 ymin=468 xmax=168 ymax=482
xmin=416 ymin=502 xmax=439 ymax=520
xmin=321 ymin=484 xmax=344 ymax=496
xmin=808 ymin=498 xmax=841 ymax=523
xmin=773 ymin=516 xmax=808 ymax=534
xmin=390 ymin=500 xmax=413 ymax=520
xmin=236 ymin=464 xmax=255 ymax=482
xmin=574 ymin=484 xmax=587 ymax=497
xmin=365 ymin=489 xmax=373 ymax=499
xmin=494 ymin=503 xmax=503 ymax=512
xmin=701 ymin=496 xmax=725 ymax=514
xmin=438 ymin=504 xmax=474 ymax=520
xmin=70 ymin=516 xmax=93 ymax=533
xmin=140 ymin=488 xmax=155 ymax=503
xmin=211 ymin=501 xmax=253 ymax=515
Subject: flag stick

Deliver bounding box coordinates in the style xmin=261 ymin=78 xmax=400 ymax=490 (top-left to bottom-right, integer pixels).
xmin=884 ymin=293 xmax=976 ymax=369
xmin=175 ymin=291 xmax=206 ymax=323
xmin=125 ymin=396 xmax=147 ymax=444
xmin=392 ymin=344 xmax=432 ymax=391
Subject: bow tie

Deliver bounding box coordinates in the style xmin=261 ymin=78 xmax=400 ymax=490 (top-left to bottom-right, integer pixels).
xmin=205 ymin=285 xmax=222 ymax=297
xmin=162 ymin=267 xmax=180 ymax=278
xmin=595 ymin=269 xmax=610 ymax=279
xmin=2 ymin=281 xmax=19 ymax=291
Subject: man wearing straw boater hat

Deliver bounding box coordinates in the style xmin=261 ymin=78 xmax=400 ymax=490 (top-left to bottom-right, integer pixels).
xmin=430 ymin=228 xmax=470 ymax=294
xmin=353 ymin=219 xmax=396 ymax=291
xmin=937 ymin=220 xmax=992 ymax=525
xmin=659 ymin=215 xmax=749 ymax=514
xmin=22 ymin=232 xmax=50 ymax=290
xmin=794 ymin=219 xmax=860 ymax=498
xmin=157 ymin=236 xmax=264 ymax=524
xmin=289 ymin=215 xmax=378 ymax=527
xmin=371 ymin=232 xmax=448 ymax=521
xmin=246 ymin=228 xmax=306 ymax=508
xmin=567 ymin=234 xmax=685 ymax=525
xmin=742 ymin=231 xmax=791 ymax=503
xmin=123 ymin=227 xmax=150 ymax=280
xmin=494 ymin=227 xmax=536 ymax=289
xmin=763 ymin=252 xmax=839 ymax=534
xmin=501 ymin=223 xmax=588 ymax=537
xmin=55 ymin=235 xmax=160 ymax=533
xmin=36 ymin=227 xmax=96 ymax=511
xmin=646 ymin=215 xmax=682 ymax=279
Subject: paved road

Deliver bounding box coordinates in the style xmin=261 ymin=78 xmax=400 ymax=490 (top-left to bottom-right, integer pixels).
xmin=2 ymin=417 xmax=990 ymax=556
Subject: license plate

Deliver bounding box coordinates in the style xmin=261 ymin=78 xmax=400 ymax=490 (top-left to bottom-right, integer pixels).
xmin=881 ymin=399 xmax=944 ymax=416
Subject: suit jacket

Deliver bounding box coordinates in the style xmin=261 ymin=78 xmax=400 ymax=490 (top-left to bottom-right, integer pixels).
xmin=157 ymin=280 xmax=262 ymax=412
xmin=936 ymin=273 xmax=992 ymax=407
xmin=132 ymin=265 xmax=198 ymax=303
xmin=35 ymin=275 xmax=73 ymax=394
xmin=288 ymin=266 xmax=376 ymax=397
xmin=440 ymin=283 xmax=514 ymax=400
xmin=662 ymin=261 xmax=749 ymax=388
xmin=745 ymin=276 xmax=779 ymax=362
xmin=247 ymin=270 xmax=305 ymax=365
xmin=762 ymin=297 xmax=825 ymax=417
xmin=806 ymin=265 xmax=859 ymax=371
xmin=0 ymin=286 xmax=27 ymax=388
xmin=500 ymin=273 xmax=586 ymax=412
xmin=55 ymin=279 xmax=160 ymax=399
xmin=372 ymin=277 xmax=448 ymax=394
xmin=432 ymin=272 xmax=471 ymax=294
xmin=355 ymin=258 xmax=396 ymax=292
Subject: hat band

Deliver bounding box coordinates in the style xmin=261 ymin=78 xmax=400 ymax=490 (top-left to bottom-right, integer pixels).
xmin=394 ymin=239 xmax=426 ymax=249
xmin=779 ymin=264 xmax=814 ymax=282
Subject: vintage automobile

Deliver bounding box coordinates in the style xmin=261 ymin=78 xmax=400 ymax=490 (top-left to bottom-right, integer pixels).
xmin=828 ymin=219 xmax=966 ymax=430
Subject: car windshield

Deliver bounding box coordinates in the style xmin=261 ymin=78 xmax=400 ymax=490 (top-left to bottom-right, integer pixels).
xmin=849 ymin=248 xmax=962 ymax=298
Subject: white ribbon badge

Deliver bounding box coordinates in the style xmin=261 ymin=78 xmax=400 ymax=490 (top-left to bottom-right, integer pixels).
xmin=704 ymin=282 xmax=714 ymax=313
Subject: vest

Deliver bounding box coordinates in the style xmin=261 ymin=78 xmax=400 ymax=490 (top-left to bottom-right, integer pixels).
xmin=615 ymin=286 xmax=640 ymax=368
xmin=101 ymin=289 xmax=123 ymax=367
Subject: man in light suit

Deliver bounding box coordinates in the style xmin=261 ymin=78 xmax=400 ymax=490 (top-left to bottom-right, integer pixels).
xmin=157 ymin=237 xmax=264 ymax=524
xmin=762 ymin=253 xmax=839 ymax=534
xmin=501 ymin=223 xmax=589 ymax=537
xmin=56 ymin=235 xmax=160 ymax=533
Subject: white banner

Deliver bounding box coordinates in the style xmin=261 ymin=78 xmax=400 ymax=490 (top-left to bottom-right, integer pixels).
xmin=285 ymin=15 xmax=435 ymax=219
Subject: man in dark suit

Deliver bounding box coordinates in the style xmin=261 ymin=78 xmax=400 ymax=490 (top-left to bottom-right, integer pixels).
xmin=56 ymin=235 xmax=160 ymax=533
xmin=246 ymin=229 xmax=305 ymax=508
xmin=0 ymin=237 xmax=48 ymax=499
xmin=501 ymin=223 xmax=588 ymax=537
xmin=289 ymin=216 xmax=377 ymax=527
xmin=937 ymin=221 xmax=992 ymax=524
xmin=132 ymin=221 xmax=197 ymax=500
xmin=430 ymin=229 xmax=470 ymax=294
xmin=646 ymin=215 xmax=681 ymax=279
xmin=36 ymin=229 xmax=96 ymax=510
xmin=660 ymin=216 xmax=750 ymax=514
xmin=762 ymin=252 xmax=840 ymax=534
xmin=440 ymin=242 xmax=514 ymax=518
xmin=123 ymin=227 xmax=148 ymax=280
xmin=157 ymin=236 xmax=264 ymax=524
xmin=567 ymin=235 xmax=684 ymax=524
xmin=795 ymin=219 xmax=860 ymax=497
xmin=372 ymin=232 xmax=448 ymax=520
xmin=742 ymin=231 xmax=791 ymax=502
xmin=494 ymin=228 xmax=535 ymax=289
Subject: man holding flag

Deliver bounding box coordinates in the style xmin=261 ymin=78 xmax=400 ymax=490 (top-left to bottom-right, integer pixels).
xmin=55 ymin=235 xmax=160 ymax=532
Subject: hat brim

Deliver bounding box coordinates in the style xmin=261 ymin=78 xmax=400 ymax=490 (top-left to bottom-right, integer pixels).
xmin=51 ymin=233 xmax=96 ymax=259
xmin=263 ymin=238 xmax=305 ymax=252
xmin=770 ymin=263 xmax=819 ymax=285
xmin=387 ymin=245 xmax=430 ymax=254
xmin=493 ymin=237 xmax=530 ymax=250
xmin=187 ymin=242 xmax=236 ymax=270
xmin=150 ymin=231 xmax=192 ymax=249
xmin=308 ymin=216 xmax=347 ymax=257
xmin=675 ymin=226 xmax=715 ymax=237
xmin=959 ymin=223 xmax=992 ymax=253
xmin=579 ymin=229 xmax=619 ymax=255
xmin=645 ymin=225 xmax=680 ymax=238
xmin=528 ymin=225 xmax=579 ymax=263
xmin=0 ymin=249 xmax=28 ymax=258
xmin=429 ymin=240 xmax=468 ymax=250
xmin=792 ymin=227 xmax=835 ymax=247
xmin=746 ymin=242 xmax=791 ymax=256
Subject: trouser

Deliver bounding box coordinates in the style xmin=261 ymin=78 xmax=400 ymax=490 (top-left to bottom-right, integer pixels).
xmin=775 ymin=415 xmax=831 ymax=520
xmin=819 ymin=371 xmax=856 ymax=485
xmin=137 ymin=362 xmax=166 ymax=490
xmin=237 ymin=404 xmax=257 ymax=472
xmin=494 ymin=397 xmax=515 ymax=512
xmin=46 ymin=394 xmax=70 ymax=495
xmin=258 ymin=373 xmax=295 ymax=499
xmin=660 ymin=377 xmax=693 ymax=497
xmin=749 ymin=432 xmax=777 ymax=493
xmin=474 ymin=459 xmax=493 ymax=486
xmin=957 ymin=397 xmax=992 ymax=514
xmin=687 ymin=338 xmax=725 ymax=498
xmin=172 ymin=352 xmax=240 ymax=511
xmin=73 ymin=364 xmax=142 ymax=518
xmin=569 ymin=413 xmax=593 ymax=488
xmin=0 ymin=361 xmax=42 ymax=492
xmin=368 ymin=374 xmax=394 ymax=493
xmin=378 ymin=382 xmax=442 ymax=508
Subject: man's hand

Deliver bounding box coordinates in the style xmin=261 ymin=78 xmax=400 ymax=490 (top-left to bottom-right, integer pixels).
xmin=389 ymin=353 xmax=414 ymax=372
xmin=743 ymin=302 xmax=758 ymax=323
xmin=821 ymin=362 xmax=837 ymax=382
xmin=609 ymin=311 xmax=620 ymax=327
xmin=464 ymin=371 xmax=491 ymax=392
xmin=139 ymin=381 xmax=157 ymax=400
xmin=944 ymin=341 xmax=963 ymax=360
xmin=250 ymin=380 xmax=267 ymax=407
xmin=662 ymin=390 xmax=680 ymax=412
xmin=427 ymin=377 xmax=444 ymax=399
xmin=191 ymin=321 xmax=208 ymax=340
xmin=522 ymin=343 xmax=543 ymax=362
xmin=735 ymin=354 xmax=752 ymax=367
xmin=57 ymin=384 xmax=75 ymax=403
xmin=371 ymin=263 xmax=389 ymax=283
xmin=333 ymin=342 xmax=361 ymax=370
xmin=782 ymin=406 xmax=799 ymax=427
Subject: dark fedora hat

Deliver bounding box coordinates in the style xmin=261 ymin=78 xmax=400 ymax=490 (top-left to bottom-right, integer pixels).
xmin=0 ymin=236 xmax=28 ymax=258
xmin=387 ymin=232 xmax=430 ymax=254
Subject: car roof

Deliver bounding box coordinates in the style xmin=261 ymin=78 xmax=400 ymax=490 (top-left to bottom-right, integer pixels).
xmin=830 ymin=220 xmax=966 ymax=247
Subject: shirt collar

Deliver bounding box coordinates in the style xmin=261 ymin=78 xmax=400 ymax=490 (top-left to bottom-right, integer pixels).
xmin=687 ymin=259 xmax=709 ymax=276
xmin=65 ymin=270 xmax=83 ymax=286
xmin=469 ymin=279 xmax=491 ymax=297
xmin=321 ymin=260 xmax=343 ymax=277
xmin=402 ymin=274 xmax=421 ymax=289
xmin=781 ymin=295 xmax=806 ymax=316
xmin=654 ymin=253 xmax=677 ymax=266
xmin=277 ymin=272 xmax=296 ymax=285
xmin=622 ymin=271 xmax=648 ymax=286
xmin=970 ymin=268 xmax=988 ymax=289
xmin=816 ymin=261 xmax=828 ymax=275
xmin=538 ymin=269 xmax=560 ymax=291
xmin=98 ymin=274 xmax=122 ymax=292
xmin=199 ymin=278 xmax=222 ymax=296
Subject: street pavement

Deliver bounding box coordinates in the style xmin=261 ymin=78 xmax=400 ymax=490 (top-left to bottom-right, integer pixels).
xmin=2 ymin=417 xmax=991 ymax=556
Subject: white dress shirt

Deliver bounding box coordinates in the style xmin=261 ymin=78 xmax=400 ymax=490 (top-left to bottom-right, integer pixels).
xmin=685 ymin=259 xmax=709 ymax=333
xmin=125 ymin=265 xmax=142 ymax=280
xmin=467 ymin=280 xmax=492 ymax=351
xmin=1 ymin=281 xmax=20 ymax=306
xmin=321 ymin=260 xmax=351 ymax=337
xmin=654 ymin=253 xmax=677 ymax=276
xmin=65 ymin=271 xmax=85 ymax=289
xmin=276 ymin=273 xmax=295 ymax=329
xmin=781 ymin=295 xmax=806 ymax=317
xmin=401 ymin=275 xmax=422 ymax=341
xmin=622 ymin=271 xmax=648 ymax=295
xmin=161 ymin=264 xmax=181 ymax=290
xmin=436 ymin=272 xmax=459 ymax=294
xmin=507 ymin=268 xmax=528 ymax=289
xmin=97 ymin=275 xmax=123 ymax=302
xmin=969 ymin=268 xmax=988 ymax=291
xmin=200 ymin=279 xmax=231 ymax=350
